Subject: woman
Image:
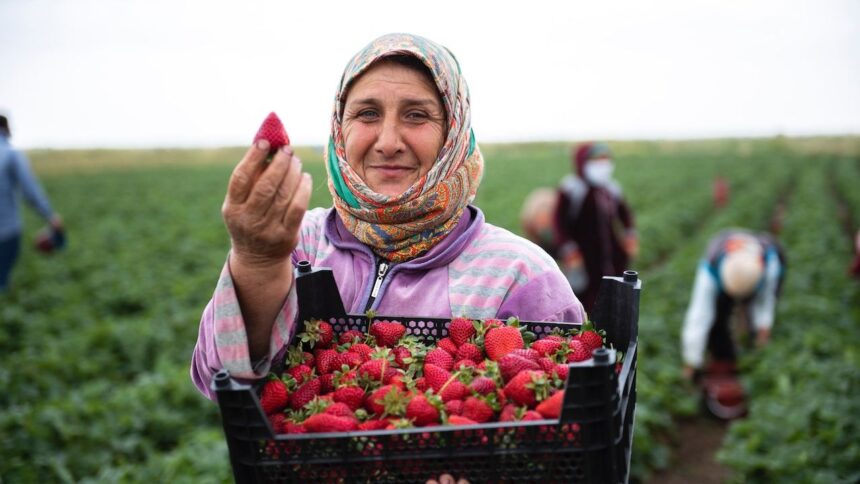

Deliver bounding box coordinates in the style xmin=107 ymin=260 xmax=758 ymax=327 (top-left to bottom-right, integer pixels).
xmin=553 ymin=142 xmax=637 ymax=313
xmin=191 ymin=33 xmax=584 ymax=399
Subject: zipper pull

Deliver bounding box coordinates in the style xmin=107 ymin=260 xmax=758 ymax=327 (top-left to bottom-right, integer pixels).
xmin=370 ymin=262 xmax=389 ymax=298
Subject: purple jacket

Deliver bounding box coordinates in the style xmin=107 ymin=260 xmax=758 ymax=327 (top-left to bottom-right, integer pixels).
xmin=191 ymin=206 xmax=585 ymax=400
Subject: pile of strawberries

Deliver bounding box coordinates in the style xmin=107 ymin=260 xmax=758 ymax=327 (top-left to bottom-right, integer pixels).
xmin=259 ymin=316 xmax=610 ymax=434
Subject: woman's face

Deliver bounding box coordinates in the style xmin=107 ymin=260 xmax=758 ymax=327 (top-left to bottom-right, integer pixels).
xmin=342 ymin=61 xmax=446 ymax=197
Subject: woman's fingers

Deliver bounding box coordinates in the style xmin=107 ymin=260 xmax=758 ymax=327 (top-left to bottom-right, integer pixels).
xmin=244 ymin=146 xmax=294 ymax=212
xmin=283 ymin=173 xmax=312 ymax=230
xmin=266 ymin=153 xmax=303 ymax=220
xmin=227 ymin=140 xmax=271 ymax=204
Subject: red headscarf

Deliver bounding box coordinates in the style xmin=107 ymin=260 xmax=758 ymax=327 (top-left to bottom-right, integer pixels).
xmin=571 ymin=142 xmax=611 ymax=177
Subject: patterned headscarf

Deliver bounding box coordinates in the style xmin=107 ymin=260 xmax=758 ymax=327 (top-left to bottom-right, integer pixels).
xmin=325 ymin=33 xmax=484 ymax=263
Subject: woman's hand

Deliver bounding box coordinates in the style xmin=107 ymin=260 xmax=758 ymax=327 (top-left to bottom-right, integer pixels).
xmin=223 ymin=140 xmax=312 ymax=270
xmin=221 ymin=140 xmax=313 ymax=361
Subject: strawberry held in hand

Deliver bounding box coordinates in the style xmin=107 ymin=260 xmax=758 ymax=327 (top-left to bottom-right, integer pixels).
xmin=253 ymin=112 xmax=290 ymax=155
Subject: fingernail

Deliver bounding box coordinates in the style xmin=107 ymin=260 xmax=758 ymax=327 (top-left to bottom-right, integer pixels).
xmin=256 ymin=139 xmax=269 ymax=151
xmin=281 ymin=146 xmax=293 ymax=157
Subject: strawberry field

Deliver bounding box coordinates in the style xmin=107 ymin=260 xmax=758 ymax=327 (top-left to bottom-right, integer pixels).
xmin=2 ymin=138 xmax=859 ymax=482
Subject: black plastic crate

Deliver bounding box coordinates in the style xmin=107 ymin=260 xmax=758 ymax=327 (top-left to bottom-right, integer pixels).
xmin=211 ymin=264 xmax=641 ymax=484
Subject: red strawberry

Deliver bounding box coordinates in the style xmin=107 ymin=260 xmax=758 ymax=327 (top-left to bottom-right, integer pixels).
xmin=348 ymin=343 xmax=373 ymax=361
xmin=531 ymin=339 xmax=563 ymax=357
xmin=365 ymin=384 xmax=407 ymax=418
xmin=358 ymin=358 xmax=389 ymax=383
xmin=253 ymin=112 xmax=290 ymax=154
xmin=286 ymin=364 xmax=313 ymax=383
xmin=485 ymin=326 xmax=525 ymax=361
xmin=498 ymin=353 xmax=541 ymax=383
xmin=469 ymin=376 xmax=497 ymax=396
xmin=566 ymin=340 xmax=592 ymax=363
xmin=439 ymin=380 xmax=469 ymax=403
xmin=521 ymin=410 xmax=545 ymax=421
xmin=260 ymin=375 xmax=289 ymax=415
xmin=575 ymin=320 xmax=604 ymax=351
xmin=290 ymin=377 xmax=321 ymax=410
xmin=415 ymin=377 xmax=428 ymax=392
xmin=333 ymin=385 xmax=366 ymax=411
xmin=423 ymin=364 xmax=451 ymax=393
xmin=538 ymin=357 xmax=556 ymax=373
xmin=284 ymin=421 xmax=306 ymax=434
xmin=499 ymin=403 xmax=521 ymax=422
xmin=358 ymin=419 xmax=390 ymax=431
xmin=338 ymin=329 xmax=365 ymax=345
xmin=315 ymin=349 xmax=339 ymax=375
xmin=462 ymin=396 xmax=495 ymax=423
xmin=319 ymin=373 xmax=335 ymax=394
xmin=324 ymin=402 xmax=357 ymax=420
xmin=425 ymin=348 xmax=454 ymax=371
xmin=510 ymin=348 xmax=541 ymax=362
xmin=268 ymin=412 xmax=287 ymax=434
xmin=456 ymin=343 xmax=484 ymax=363
xmin=392 ymin=346 xmax=413 ymax=368
xmin=552 ymin=364 xmax=569 ymax=383
xmin=303 ymin=413 xmax=358 ymax=433
xmin=406 ymin=394 xmax=441 ymax=426
xmin=337 ymin=351 xmax=363 ymax=369
xmin=370 ymin=320 xmax=406 ymax=347
xmin=503 ymin=370 xmax=550 ymax=408
xmin=299 ymin=319 xmax=334 ymax=349
xmin=448 ymin=317 xmax=477 ymax=347
xmin=536 ymin=390 xmax=565 ymax=419
xmin=437 ymin=337 xmax=459 ymax=356
xmin=545 ymin=334 xmax=568 ymax=343
xmin=447 ymin=415 xmax=478 ymax=426
xmin=445 ymin=399 xmax=464 ymax=416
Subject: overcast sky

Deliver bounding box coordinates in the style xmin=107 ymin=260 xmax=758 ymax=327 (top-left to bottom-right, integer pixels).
xmin=2 ymin=0 xmax=858 ymax=149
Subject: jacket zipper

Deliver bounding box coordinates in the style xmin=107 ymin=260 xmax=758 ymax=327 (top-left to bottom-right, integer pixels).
xmin=364 ymin=260 xmax=390 ymax=312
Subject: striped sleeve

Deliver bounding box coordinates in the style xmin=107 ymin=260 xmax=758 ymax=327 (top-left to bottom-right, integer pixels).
xmin=190 ymin=259 xmax=298 ymax=400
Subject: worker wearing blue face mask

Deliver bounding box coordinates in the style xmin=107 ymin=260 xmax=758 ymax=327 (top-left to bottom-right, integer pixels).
xmin=553 ymin=142 xmax=637 ymax=312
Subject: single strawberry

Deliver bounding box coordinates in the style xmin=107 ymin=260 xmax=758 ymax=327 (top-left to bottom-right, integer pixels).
xmin=447 ymin=415 xmax=478 ymax=426
xmin=290 ymin=377 xmax=321 ymax=410
xmin=333 ymin=385 xmax=366 ymax=411
xmin=406 ymin=394 xmax=441 ymax=427
xmin=498 ymin=353 xmax=541 ymax=383
xmin=462 ymin=396 xmax=495 ymax=423
xmin=414 ymin=377 xmax=428 ymax=392
xmin=365 ymin=384 xmax=407 ymax=418
xmin=423 ymin=364 xmax=451 ymax=393
xmin=574 ymin=320 xmax=604 ymax=351
xmin=358 ymin=419 xmax=390 ymax=431
xmin=521 ymin=410 xmax=545 ymax=421
xmin=503 ymin=370 xmax=550 ymax=408
xmin=437 ymin=337 xmax=459 ymax=356
xmin=439 ymin=380 xmax=469 ymax=403
xmin=530 ymin=339 xmax=563 ymax=357
xmin=285 ymin=345 xmax=314 ymax=368
xmin=552 ymin=364 xmax=569 ymax=383
xmin=260 ymin=375 xmax=289 ymax=415
xmin=319 ymin=373 xmax=335 ymax=394
xmin=445 ymin=399 xmax=465 ymax=416
xmin=358 ymin=356 xmax=391 ymax=383
xmin=425 ymin=347 xmax=455 ymax=371
xmin=324 ymin=402 xmax=357 ymax=420
xmin=286 ymin=364 xmax=313 ymax=383
xmin=338 ymin=329 xmax=365 ymax=345
xmin=469 ymin=376 xmax=497 ymax=396
xmin=499 ymin=403 xmax=521 ymax=422
xmin=545 ymin=334 xmax=568 ymax=343
xmin=510 ymin=348 xmax=541 ymax=362
xmin=391 ymin=346 xmax=413 ymax=368
xmin=336 ymin=351 xmax=363 ymax=369
xmin=268 ymin=412 xmax=287 ymax=434
xmin=348 ymin=343 xmax=373 ymax=361
xmin=448 ymin=317 xmax=477 ymax=347
xmin=314 ymin=348 xmax=339 ymax=375
xmin=456 ymin=343 xmax=484 ymax=363
xmin=303 ymin=413 xmax=358 ymax=433
xmin=284 ymin=421 xmax=307 ymax=434
xmin=566 ymin=339 xmax=592 ymax=363
xmin=485 ymin=326 xmax=525 ymax=361
xmin=253 ymin=111 xmax=290 ymax=154
xmin=538 ymin=357 xmax=556 ymax=373
xmin=536 ymin=390 xmax=565 ymax=419
xmin=370 ymin=320 xmax=406 ymax=347
xmin=298 ymin=319 xmax=334 ymax=349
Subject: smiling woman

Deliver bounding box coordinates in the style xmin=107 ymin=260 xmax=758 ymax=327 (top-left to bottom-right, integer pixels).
xmin=190 ymin=31 xmax=585 ymax=418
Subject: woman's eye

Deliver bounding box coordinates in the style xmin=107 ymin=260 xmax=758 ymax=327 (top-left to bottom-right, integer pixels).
xmin=406 ymin=111 xmax=428 ymax=121
xmin=357 ymin=110 xmax=379 ymax=120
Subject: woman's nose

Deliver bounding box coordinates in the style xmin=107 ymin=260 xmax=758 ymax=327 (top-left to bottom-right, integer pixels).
xmin=374 ymin=116 xmax=404 ymax=157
